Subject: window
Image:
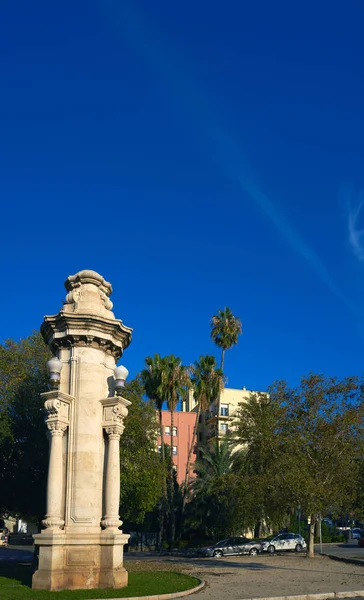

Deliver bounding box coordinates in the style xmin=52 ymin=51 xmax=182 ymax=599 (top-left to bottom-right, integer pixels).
xmin=220 ymin=423 xmax=228 ymax=432
xmin=165 ymin=426 xmax=177 ymax=436
xmin=157 ymin=446 xmax=161 ymax=453
xmin=198 ymin=414 xmax=202 ymax=423
xmin=220 ymin=404 xmax=229 ymax=417
xmin=172 ymin=446 xmax=177 ymax=455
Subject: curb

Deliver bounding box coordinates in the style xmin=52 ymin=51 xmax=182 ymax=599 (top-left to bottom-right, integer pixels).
xmin=89 ymin=578 xmax=205 ymax=600
xmin=320 ymin=553 xmax=364 ymax=567
xmin=247 ymin=593 xmax=364 ymax=600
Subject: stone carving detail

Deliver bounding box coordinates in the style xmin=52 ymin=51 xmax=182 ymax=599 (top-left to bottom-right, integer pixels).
xmin=46 ymin=422 xmax=67 ymax=437
xmin=44 ymin=398 xmax=70 ymax=422
xmin=101 ymin=517 xmax=122 ymax=529
xmin=100 ymin=289 xmax=113 ymax=311
xmin=64 ymin=288 xmax=81 ymax=305
xmin=105 ymin=425 xmax=123 ymax=439
xmin=42 ymin=516 xmax=65 ymax=529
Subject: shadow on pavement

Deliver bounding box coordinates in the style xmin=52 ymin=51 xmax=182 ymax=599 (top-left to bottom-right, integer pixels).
xmin=0 ymin=563 xmax=32 ymax=588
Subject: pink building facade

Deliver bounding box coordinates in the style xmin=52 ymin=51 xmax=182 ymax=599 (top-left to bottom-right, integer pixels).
xmin=157 ymin=411 xmax=197 ymax=485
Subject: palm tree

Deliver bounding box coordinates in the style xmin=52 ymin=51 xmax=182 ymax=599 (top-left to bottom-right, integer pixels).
xmin=192 ymin=437 xmax=235 ymax=497
xmin=211 ymin=307 xmax=242 ymax=441
xmin=140 ymin=354 xmax=169 ymax=548
xmin=158 ymin=355 xmax=189 ymax=475
xmin=158 ymin=354 xmax=190 ymax=546
xmin=183 ymin=355 xmax=224 ymax=503
xmin=210 ymin=307 xmax=242 ymax=372
xmin=141 ymin=354 xmax=166 ymax=461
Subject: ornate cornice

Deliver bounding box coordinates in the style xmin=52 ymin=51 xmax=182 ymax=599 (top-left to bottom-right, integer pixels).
xmin=41 ymin=312 xmax=132 ymax=359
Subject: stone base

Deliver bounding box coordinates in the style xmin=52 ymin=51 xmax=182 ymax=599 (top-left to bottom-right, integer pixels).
xmin=32 ymin=529 xmax=129 ymax=591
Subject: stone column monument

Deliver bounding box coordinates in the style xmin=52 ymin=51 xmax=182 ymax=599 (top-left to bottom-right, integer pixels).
xmin=32 ymin=270 xmax=133 ymax=591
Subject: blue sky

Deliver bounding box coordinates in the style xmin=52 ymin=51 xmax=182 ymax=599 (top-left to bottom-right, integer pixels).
xmin=1 ymin=0 xmax=364 ymax=392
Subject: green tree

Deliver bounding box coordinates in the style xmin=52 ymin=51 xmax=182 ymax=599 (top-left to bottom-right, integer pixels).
xmin=183 ymin=356 xmax=224 ymax=502
xmin=0 ymin=332 xmax=51 ymax=520
xmin=234 ymin=391 xmax=291 ymax=536
xmin=279 ymin=374 xmax=364 ymax=557
xmin=119 ymin=377 xmax=165 ymax=525
xmin=235 ymin=375 xmax=364 ymax=557
xmin=184 ymin=439 xmax=244 ymax=541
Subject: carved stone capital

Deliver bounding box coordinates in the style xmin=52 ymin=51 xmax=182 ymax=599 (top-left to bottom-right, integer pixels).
xmin=46 ymin=422 xmax=68 ymax=437
xmin=105 ymin=425 xmax=123 ymax=440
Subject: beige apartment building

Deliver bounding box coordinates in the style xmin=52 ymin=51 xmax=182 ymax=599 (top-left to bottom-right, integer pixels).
xmin=183 ymin=386 xmax=253 ymax=456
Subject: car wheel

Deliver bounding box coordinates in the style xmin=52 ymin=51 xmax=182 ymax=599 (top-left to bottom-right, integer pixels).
xmin=267 ymin=545 xmax=275 ymax=554
xmin=295 ymin=543 xmax=303 ymax=552
xmin=249 ymin=548 xmax=258 ymax=556
xmin=213 ymin=549 xmax=223 ymax=558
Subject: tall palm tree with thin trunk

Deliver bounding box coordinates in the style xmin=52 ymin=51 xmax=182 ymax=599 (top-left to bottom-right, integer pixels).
xmin=140 ymin=354 xmax=168 ymax=548
xmin=158 ymin=355 xmax=190 ymax=546
xmin=141 ymin=354 xmax=166 ymax=462
xmin=183 ymin=355 xmax=224 ymax=504
xmin=211 ymin=307 xmax=242 ymax=441
xmin=210 ymin=307 xmax=242 ymax=372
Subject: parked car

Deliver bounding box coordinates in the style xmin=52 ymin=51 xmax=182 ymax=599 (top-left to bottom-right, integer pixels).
xmin=351 ymin=528 xmax=363 ymax=540
xmin=198 ymin=537 xmax=262 ymax=557
xmin=260 ymin=533 xmax=306 ymax=553
xmin=0 ymin=529 xmax=9 ymax=547
xmin=358 ymin=536 xmax=364 ymax=548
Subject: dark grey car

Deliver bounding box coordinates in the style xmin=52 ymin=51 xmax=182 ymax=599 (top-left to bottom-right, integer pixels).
xmin=198 ymin=537 xmax=262 ymax=558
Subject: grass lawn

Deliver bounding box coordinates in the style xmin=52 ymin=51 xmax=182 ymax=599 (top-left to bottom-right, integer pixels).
xmin=0 ymin=565 xmax=200 ymax=599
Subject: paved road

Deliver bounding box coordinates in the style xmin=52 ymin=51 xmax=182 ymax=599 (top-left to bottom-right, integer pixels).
xmin=317 ymin=542 xmax=364 ymax=560
xmin=124 ymin=553 xmax=364 ymax=600
xmin=0 ymin=546 xmax=34 ymax=563
xmin=1 ymin=547 xmax=364 ymax=599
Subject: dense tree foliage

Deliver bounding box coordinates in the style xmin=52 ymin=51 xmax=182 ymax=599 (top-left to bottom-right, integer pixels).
xmin=119 ymin=378 xmax=165 ymax=525
xmin=234 ymin=375 xmax=364 ymax=556
xmin=0 ymin=333 xmax=51 ymax=520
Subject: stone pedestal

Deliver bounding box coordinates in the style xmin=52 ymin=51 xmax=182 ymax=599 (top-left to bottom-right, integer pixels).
xmin=32 ymin=270 xmax=133 ymax=591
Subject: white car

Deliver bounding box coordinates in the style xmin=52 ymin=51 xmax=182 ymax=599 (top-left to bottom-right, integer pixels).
xmin=260 ymin=533 xmax=306 ymax=553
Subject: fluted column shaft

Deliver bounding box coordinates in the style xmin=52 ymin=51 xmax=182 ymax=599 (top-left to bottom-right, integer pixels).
xmin=42 ymin=423 xmax=67 ymax=529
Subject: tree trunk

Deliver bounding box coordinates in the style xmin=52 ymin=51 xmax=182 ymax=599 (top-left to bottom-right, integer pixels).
xmin=182 ymin=405 xmax=200 ymax=510
xmin=158 ymin=409 xmax=166 ymax=551
xmin=216 ymin=349 xmax=225 ymax=445
xmin=307 ymin=517 xmax=315 ymax=558
xmin=159 ymin=409 xmax=165 ymax=463
xmin=170 ymin=409 xmax=175 ymax=548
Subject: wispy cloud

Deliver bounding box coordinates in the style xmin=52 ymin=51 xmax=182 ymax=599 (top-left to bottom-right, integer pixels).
xmin=101 ymin=0 xmax=356 ymax=315
xmin=348 ymin=193 xmax=364 ymax=263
